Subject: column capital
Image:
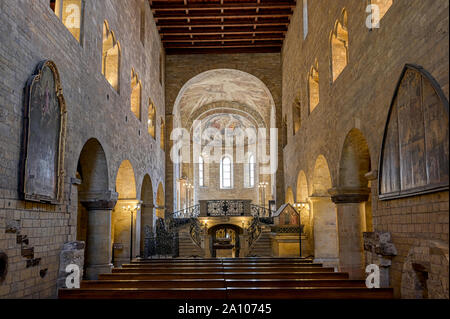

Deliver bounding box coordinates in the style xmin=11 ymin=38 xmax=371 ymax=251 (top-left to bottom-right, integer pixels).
xmin=329 ymin=187 xmax=371 ymax=204
xmin=364 ymin=170 xmax=378 ymax=181
xmin=80 ymin=191 xmax=119 ymax=210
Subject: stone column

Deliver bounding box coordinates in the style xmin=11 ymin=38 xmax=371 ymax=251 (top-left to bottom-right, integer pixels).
xmin=329 ymin=187 xmax=370 ymax=279
xmin=310 ymin=196 xmax=339 ymax=268
xmin=80 ymin=191 xmax=118 ymax=280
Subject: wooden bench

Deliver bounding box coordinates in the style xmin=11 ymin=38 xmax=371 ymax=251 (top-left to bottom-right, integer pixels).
xmin=99 ymin=272 xmax=350 ymax=280
xmin=122 ymin=263 xmax=324 ymax=268
xmin=58 ymin=287 xmax=393 ymax=300
xmin=81 ymin=279 xmax=226 ymax=289
xmin=59 ymin=288 xmax=227 ymax=299
xmin=112 ymin=267 xmax=335 ymax=274
xmin=226 ymin=287 xmax=394 ymax=299
xmin=132 ymin=258 xmax=313 ymax=264
xmin=80 ymin=279 xmax=366 ymax=289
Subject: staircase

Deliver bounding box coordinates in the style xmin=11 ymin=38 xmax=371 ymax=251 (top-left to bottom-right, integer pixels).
xmin=178 ymin=225 xmax=204 ymax=258
xmin=248 ymin=228 xmax=272 ymax=257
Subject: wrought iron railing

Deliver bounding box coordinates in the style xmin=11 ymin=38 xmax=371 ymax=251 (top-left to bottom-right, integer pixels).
xmin=250 ymin=204 xmax=274 ymax=218
xmin=247 ymin=216 xmax=262 ymax=248
xmin=189 ymin=218 xmax=203 ymax=249
xmin=172 ymin=204 xmax=200 ymax=219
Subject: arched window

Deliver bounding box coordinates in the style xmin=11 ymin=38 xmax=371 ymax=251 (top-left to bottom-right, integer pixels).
xmin=220 ymin=156 xmax=233 ymax=189
xmin=330 ymin=10 xmax=349 ymax=82
xmin=303 ymin=0 xmax=309 ymax=39
xmin=131 ymin=68 xmax=141 ymax=119
xmin=102 ymin=21 xmax=120 ymax=92
xmin=308 ymin=60 xmax=320 ymax=113
xmin=160 ymin=118 xmax=165 ymax=151
xmin=148 ymin=101 xmax=156 ymax=138
xmin=50 ymin=0 xmax=83 ymax=42
xmin=198 ymin=156 xmax=205 ymax=187
xmin=293 ymin=97 xmax=301 ymax=134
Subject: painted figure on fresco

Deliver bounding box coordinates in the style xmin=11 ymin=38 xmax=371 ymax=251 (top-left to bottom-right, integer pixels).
xmin=23 ymin=61 xmax=66 ymax=203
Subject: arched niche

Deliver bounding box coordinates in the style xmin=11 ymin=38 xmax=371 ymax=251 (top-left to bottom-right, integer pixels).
xmin=379 ymin=64 xmax=449 ymax=200
xmin=156 ymin=182 xmax=165 ymax=219
xmin=76 ymin=138 xmax=109 ymax=278
xmin=112 ymin=160 xmax=138 ymax=265
xmin=139 ymin=174 xmax=154 ymax=257
xmin=296 ymin=170 xmax=309 ymax=202
xmin=285 ymin=187 xmax=295 ymax=204
xmin=339 ymin=128 xmax=371 ymax=189
xmin=311 ymin=155 xmax=338 ymax=266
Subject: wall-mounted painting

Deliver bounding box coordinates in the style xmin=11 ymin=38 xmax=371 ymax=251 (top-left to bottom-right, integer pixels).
xmin=379 ymin=64 xmax=449 ymax=200
xmin=22 ymin=60 xmax=67 ymax=204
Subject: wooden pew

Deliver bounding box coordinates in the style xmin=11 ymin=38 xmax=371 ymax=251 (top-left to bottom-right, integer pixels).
xmin=122 ymin=263 xmax=325 ymax=268
xmin=81 ymin=279 xmax=226 ymax=289
xmin=112 ymin=267 xmax=335 ymax=274
xmin=226 ymin=287 xmax=394 ymax=299
xmin=58 ymin=287 xmax=393 ymax=300
xmin=132 ymin=258 xmax=314 ymax=264
xmin=58 ymin=288 xmax=227 ymax=300
xmin=81 ymin=279 xmax=366 ymax=289
xmin=99 ymin=272 xmax=350 ymax=280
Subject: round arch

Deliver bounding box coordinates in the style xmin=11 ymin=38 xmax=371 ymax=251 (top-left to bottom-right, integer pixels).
xmin=285 ymin=187 xmax=295 ymax=204
xmin=296 ymin=170 xmax=309 ymax=202
xmin=139 ymin=174 xmax=154 ymax=257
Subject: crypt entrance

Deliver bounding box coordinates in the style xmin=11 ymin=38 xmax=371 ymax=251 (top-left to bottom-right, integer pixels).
xmin=208 ymin=224 xmax=242 ymax=258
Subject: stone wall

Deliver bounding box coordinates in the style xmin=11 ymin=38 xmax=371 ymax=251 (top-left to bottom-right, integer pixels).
xmin=282 ymin=0 xmax=449 ymax=297
xmin=0 ymin=0 xmax=165 ymax=298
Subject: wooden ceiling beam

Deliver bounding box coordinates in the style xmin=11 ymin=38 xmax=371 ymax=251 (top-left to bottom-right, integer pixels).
xmin=162 ymin=34 xmax=285 ymax=42
xmin=157 ymin=18 xmax=290 ymax=28
xmin=165 ymin=47 xmax=282 ymax=55
xmin=150 ymin=1 xmax=296 ymax=11
xmin=154 ymin=10 xmax=293 ymax=20
xmin=164 ymin=42 xmax=283 ymax=49
xmin=160 ymin=26 xmax=287 ymax=35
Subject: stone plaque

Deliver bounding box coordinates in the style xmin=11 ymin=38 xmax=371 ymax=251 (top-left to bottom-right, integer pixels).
xmin=22 ymin=60 xmax=67 ymax=204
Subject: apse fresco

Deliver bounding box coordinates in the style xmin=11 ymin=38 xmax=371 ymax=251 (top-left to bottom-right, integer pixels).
xmin=195 ymin=113 xmax=257 ymax=146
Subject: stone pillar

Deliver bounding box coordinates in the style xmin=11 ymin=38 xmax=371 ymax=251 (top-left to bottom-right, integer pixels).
xmin=330 ymin=187 xmax=370 ymax=279
xmin=310 ymin=196 xmax=339 ymax=268
xmin=165 ymin=114 xmax=174 ymax=214
xmin=80 ymin=191 xmax=118 ymax=280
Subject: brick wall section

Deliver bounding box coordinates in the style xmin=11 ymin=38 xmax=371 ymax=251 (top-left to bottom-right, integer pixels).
xmin=282 ymin=0 xmax=449 ymax=298
xmin=0 ymin=0 xmax=165 ymax=298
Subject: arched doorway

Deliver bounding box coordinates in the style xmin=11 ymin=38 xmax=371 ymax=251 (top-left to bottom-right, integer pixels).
xmin=311 ymin=155 xmax=339 ymax=267
xmin=139 ymin=175 xmax=154 ymax=258
xmin=208 ymin=224 xmax=243 ymax=258
xmin=330 ymin=128 xmax=372 ymax=279
xmin=112 ymin=160 xmax=138 ymax=266
xmin=76 ymin=138 xmax=115 ymax=280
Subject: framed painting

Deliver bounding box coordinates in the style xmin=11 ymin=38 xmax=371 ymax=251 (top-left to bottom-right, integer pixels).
xmin=22 ymin=60 xmax=67 ymax=204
